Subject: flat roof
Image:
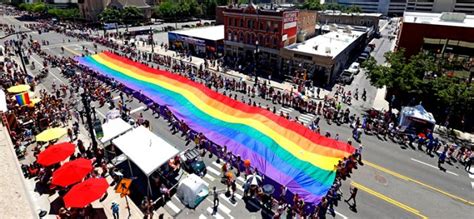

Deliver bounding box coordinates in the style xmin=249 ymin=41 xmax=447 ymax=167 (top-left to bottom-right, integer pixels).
xmin=318 ymin=10 xmax=382 ymax=17
xmin=285 ymin=29 xmax=364 ymax=58
xmin=170 ymin=25 xmax=224 ymax=41
xmin=403 ymin=12 xmax=474 ymax=28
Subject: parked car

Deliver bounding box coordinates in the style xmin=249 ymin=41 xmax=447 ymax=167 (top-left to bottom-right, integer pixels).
xmin=180 ymin=148 xmax=206 ymax=177
xmin=347 ymin=62 xmax=360 ymax=75
xmin=337 ymin=70 xmax=355 ymax=85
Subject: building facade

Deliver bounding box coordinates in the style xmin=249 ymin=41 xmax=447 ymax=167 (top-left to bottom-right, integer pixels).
xmin=297 ymin=10 xmax=317 ymax=40
xmin=396 ymin=12 xmax=474 ymax=58
xmin=406 ymin=0 xmax=474 ymax=14
xmin=336 ymin=0 xmax=474 ymax=15
xmin=223 ymin=4 xmax=298 ymax=78
xmin=316 ymin=10 xmax=381 ymax=32
xmin=79 ymin=0 xmax=151 ymax=22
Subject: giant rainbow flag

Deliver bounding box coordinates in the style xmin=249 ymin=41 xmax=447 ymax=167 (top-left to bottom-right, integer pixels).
xmin=76 ymin=52 xmax=355 ymax=203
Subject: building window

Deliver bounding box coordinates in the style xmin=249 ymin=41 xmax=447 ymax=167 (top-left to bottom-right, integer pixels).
xmin=267 ymin=21 xmax=271 ymax=31
xmin=233 ymin=31 xmax=237 ymax=41
xmin=259 ymin=34 xmax=263 ymax=45
xmin=248 ymin=20 xmax=253 ymax=29
xmin=273 ymin=37 xmax=278 ymax=47
xmin=240 ymin=19 xmax=244 ymax=27
xmin=239 ymin=32 xmax=244 ymax=42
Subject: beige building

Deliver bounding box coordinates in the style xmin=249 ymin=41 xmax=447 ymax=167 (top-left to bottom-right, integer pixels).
xmin=79 ymin=0 xmax=151 ymax=22
xmin=316 ymin=10 xmax=382 ymax=32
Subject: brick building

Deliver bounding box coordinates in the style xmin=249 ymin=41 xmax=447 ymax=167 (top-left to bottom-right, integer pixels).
xmin=396 ymin=12 xmax=474 ymax=58
xmin=297 ymin=10 xmax=317 ymax=40
xmin=223 ymin=3 xmax=298 ymax=78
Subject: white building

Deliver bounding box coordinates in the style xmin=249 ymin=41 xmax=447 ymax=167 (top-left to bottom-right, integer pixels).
xmin=334 ymin=0 xmax=474 ymax=15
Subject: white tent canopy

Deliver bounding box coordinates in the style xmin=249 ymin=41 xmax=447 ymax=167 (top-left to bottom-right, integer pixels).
xmin=400 ymin=105 xmax=436 ymax=125
xmin=0 ymin=89 xmax=7 ymax=112
xmin=99 ymin=118 xmax=133 ymax=144
xmin=112 ymin=126 xmax=180 ymax=176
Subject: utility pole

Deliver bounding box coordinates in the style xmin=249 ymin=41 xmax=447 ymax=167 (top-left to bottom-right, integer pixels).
xmin=149 ymin=26 xmax=154 ymax=53
xmin=81 ymin=92 xmax=98 ymax=150
xmin=15 ymin=33 xmax=28 ymax=76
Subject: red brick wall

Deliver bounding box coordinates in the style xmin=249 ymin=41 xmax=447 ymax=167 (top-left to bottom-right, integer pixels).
xmin=397 ymin=22 xmax=474 ymax=58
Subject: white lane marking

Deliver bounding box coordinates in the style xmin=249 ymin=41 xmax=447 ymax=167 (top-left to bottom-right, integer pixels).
xmin=206 ymin=207 xmax=224 ymax=219
xmin=298 ymin=114 xmax=314 ymax=124
xmin=204 ymin=173 xmax=216 ymax=182
xmin=130 ymin=106 xmax=145 ymax=114
xmin=113 ymin=96 xmax=120 ymax=100
xmin=30 ymin=55 xmax=66 ymax=84
xmin=166 ymin=200 xmax=181 ymax=214
xmin=206 ymin=166 xmax=221 ymax=176
xmin=237 ymin=176 xmax=245 ymax=184
xmin=199 ymin=215 xmax=207 ymax=219
xmin=411 ymin=158 xmax=458 ymax=176
xmin=469 ymin=173 xmax=474 ymax=179
xmin=471 ymin=182 xmax=474 ymax=190
xmin=335 ymin=210 xmax=349 ymax=219
xmin=277 ymin=107 xmax=293 ymax=114
xmin=220 ymin=193 xmax=242 ymax=207
xmin=212 ymin=161 xmax=222 ymax=169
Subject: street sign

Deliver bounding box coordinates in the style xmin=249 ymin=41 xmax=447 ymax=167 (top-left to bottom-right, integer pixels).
xmin=115 ymin=178 xmax=132 ymax=197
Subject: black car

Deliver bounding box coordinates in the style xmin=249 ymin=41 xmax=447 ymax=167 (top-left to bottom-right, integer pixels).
xmin=180 ymin=148 xmax=206 ymax=177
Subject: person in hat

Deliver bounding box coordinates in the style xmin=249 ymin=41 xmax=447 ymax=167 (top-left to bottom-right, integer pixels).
xmin=111 ymin=202 xmax=119 ymax=219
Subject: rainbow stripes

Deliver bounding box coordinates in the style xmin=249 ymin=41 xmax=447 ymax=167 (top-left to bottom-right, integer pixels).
xmin=76 ymin=52 xmax=355 ymax=203
xmin=15 ymin=92 xmax=30 ymax=106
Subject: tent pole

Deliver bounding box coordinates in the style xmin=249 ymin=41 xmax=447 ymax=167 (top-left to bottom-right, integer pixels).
xmin=127 ymin=158 xmax=134 ymax=178
xmin=148 ymin=177 xmax=153 ymax=197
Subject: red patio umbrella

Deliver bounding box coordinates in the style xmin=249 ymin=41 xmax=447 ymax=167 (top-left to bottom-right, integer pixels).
xmin=37 ymin=142 xmax=75 ymax=166
xmin=64 ymin=178 xmax=109 ymax=208
xmin=52 ymin=158 xmax=93 ymax=187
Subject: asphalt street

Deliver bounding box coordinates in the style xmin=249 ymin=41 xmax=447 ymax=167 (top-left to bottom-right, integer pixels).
xmin=2 ymin=16 xmax=473 ymax=218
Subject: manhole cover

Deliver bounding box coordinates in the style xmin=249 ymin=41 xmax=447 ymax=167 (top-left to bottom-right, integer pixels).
xmin=374 ymin=174 xmax=388 ymax=185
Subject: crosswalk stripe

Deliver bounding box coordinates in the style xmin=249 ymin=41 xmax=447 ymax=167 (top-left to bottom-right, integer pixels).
xmin=219 ymin=193 xmax=243 ymax=207
xmin=166 ymin=200 xmax=181 ymax=214
xmin=237 ymin=176 xmax=245 ymax=184
xmin=469 ymin=173 xmax=474 ymax=179
xmin=212 ymin=161 xmax=222 ymax=169
xmin=199 ymin=215 xmax=207 ymax=219
xmin=113 ymin=96 xmax=120 ymax=100
xmin=206 ymin=207 xmax=225 ymax=219
xmin=206 ymin=166 xmax=221 ymax=176
xmin=277 ymin=107 xmax=293 ymax=113
xmin=204 ymin=173 xmax=216 ymax=182
xmin=130 ymin=106 xmax=145 ymax=114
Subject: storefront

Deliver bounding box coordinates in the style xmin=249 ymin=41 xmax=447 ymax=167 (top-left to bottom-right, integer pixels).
xmin=168 ymin=25 xmax=224 ymax=58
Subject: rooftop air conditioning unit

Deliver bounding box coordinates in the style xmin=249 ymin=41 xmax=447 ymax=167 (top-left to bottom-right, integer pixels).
xmin=325 ymin=47 xmax=331 ymax=54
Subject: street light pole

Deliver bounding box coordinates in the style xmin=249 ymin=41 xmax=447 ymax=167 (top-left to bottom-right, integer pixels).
xmin=14 ymin=34 xmax=28 ymax=76
xmin=81 ymin=92 xmax=98 ymax=151
xmin=254 ymin=40 xmax=259 ymax=83
xmin=149 ymin=27 xmax=154 ymax=53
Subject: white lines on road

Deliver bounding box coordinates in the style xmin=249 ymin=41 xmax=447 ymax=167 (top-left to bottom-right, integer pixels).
xmin=113 ymin=96 xmax=120 ymax=100
xmin=410 ymin=158 xmax=459 ymax=176
xmin=199 ymin=215 xmax=207 ymax=219
xmin=130 ymin=106 xmax=145 ymax=114
xmin=276 ymin=107 xmax=293 ymax=115
xmin=165 ymin=199 xmax=181 ymax=214
xmin=469 ymin=173 xmax=474 ymax=179
xmin=206 ymin=207 xmax=224 ymax=219
xmin=30 ymin=55 xmax=66 ymax=84
xmin=204 ymin=173 xmax=216 ymax=182
xmin=298 ymin=113 xmax=315 ymax=125
xmin=206 ymin=166 xmax=221 ymax=176
xmin=220 ymin=193 xmax=242 ymax=207
xmin=471 ymin=182 xmax=474 ymax=190
xmin=335 ymin=211 xmax=349 ymax=219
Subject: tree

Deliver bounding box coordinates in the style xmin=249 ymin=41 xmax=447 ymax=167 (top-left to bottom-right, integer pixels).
xmin=300 ymin=0 xmax=323 ymax=10
xmin=121 ymin=7 xmax=143 ymax=25
xmin=344 ymin=5 xmax=362 ymax=13
xmin=48 ymin=8 xmax=80 ymax=20
xmin=99 ymin=8 xmax=122 ymax=24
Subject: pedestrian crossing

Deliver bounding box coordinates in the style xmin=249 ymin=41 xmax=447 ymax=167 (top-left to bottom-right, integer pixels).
xmin=276 ymin=107 xmax=293 ymax=116
xmin=469 ymin=173 xmax=474 ymax=190
xmin=298 ymin=113 xmax=315 ymax=125
xmin=162 ymin=160 xmax=247 ymax=219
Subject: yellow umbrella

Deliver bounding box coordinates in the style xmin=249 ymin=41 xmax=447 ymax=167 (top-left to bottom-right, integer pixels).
xmin=7 ymin=84 xmax=31 ymax=93
xmin=36 ymin=127 xmax=67 ymax=142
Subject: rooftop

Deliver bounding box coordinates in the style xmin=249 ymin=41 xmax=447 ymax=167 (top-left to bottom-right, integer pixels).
xmin=169 ymin=25 xmax=224 ymax=41
xmin=285 ymin=29 xmax=364 ymax=58
xmin=403 ymin=12 xmax=474 ymax=28
xmin=318 ymin=10 xmax=382 ymax=17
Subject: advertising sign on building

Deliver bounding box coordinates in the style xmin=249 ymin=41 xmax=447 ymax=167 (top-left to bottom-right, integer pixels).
xmin=283 ymin=12 xmax=297 ymax=30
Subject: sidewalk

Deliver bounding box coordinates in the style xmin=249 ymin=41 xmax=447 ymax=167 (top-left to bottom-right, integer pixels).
xmin=0 ymin=123 xmax=36 ymax=218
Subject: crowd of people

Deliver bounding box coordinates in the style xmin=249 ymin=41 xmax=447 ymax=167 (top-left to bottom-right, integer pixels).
xmin=2 ymin=9 xmax=473 ymax=218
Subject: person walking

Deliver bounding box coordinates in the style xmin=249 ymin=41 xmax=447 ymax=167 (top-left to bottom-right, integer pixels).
xmin=111 ymin=202 xmax=119 ymax=219
xmin=212 ymin=187 xmax=219 ymax=215
xmin=465 ymin=153 xmax=473 ymax=173
xmin=438 ymin=148 xmax=447 ymax=171
xmin=345 ymin=185 xmax=358 ymax=208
